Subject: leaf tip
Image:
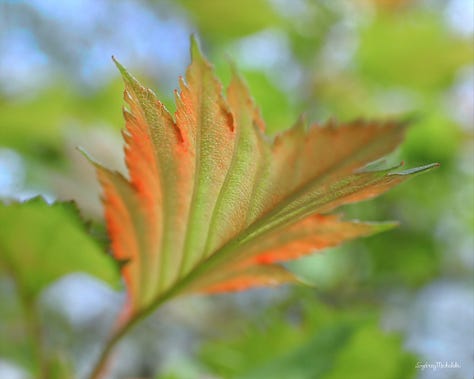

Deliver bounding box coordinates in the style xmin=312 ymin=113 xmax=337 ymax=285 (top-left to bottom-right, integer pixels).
xmin=190 ymin=34 xmax=204 ymax=62
xmin=292 ymin=272 xmax=317 ymax=289
xmin=112 ymin=55 xmax=124 ymax=73
xmin=76 ymin=147 xmax=108 ymax=173
xmin=393 ymin=162 xmax=440 ymax=176
xmin=112 ymin=56 xmax=135 ymax=86
xmin=76 ymin=146 xmax=94 ymax=162
xmin=227 ymin=57 xmax=240 ymax=78
xmin=372 ymin=221 xmax=400 ymax=233
xmin=295 ymin=113 xmax=308 ymax=132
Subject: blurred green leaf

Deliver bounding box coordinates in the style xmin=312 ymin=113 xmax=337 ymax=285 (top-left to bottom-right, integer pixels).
xmin=401 ymin=112 xmax=462 ymax=166
xmin=311 ymin=73 xmax=377 ymax=120
xmin=46 ymin=353 xmax=75 ymax=379
xmin=286 ymin=2 xmax=339 ymax=63
xmin=0 ymin=87 xmax=72 ymax=164
xmin=0 ymin=80 xmax=124 ymax=164
xmin=200 ymin=301 xmax=417 ymax=379
xmin=0 ymin=197 xmax=120 ymax=300
xmin=365 ymin=230 xmax=441 ymax=287
xmin=240 ymin=323 xmax=354 ymax=379
xmin=177 ymin=0 xmax=281 ymax=42
xmin=322 ymin=324 xmax=417 ymax=379
xmin=357 ymin=12 xmax=473 ymax=90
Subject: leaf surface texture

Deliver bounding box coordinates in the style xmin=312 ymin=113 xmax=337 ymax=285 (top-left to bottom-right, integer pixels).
xmin=89 ymin=39 xmax=438 ymax=316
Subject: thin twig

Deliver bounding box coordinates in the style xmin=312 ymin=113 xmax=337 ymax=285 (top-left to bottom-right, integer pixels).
xmin=21 ymin=296 xmax=48 ymax=379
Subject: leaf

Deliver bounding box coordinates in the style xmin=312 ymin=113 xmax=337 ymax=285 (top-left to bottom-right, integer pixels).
xmin=177 ymin=0 xmax=281 ymax=42
xmin=86 ymin=37 xmax=438 ymax=318
xmin=0 ymin=81 xmax=124 ymax=163
xmin=0 ymin=197 xmax=120 ymax=300
xmin=357 ymin=12 xmax=473 ymax=90
xmin=199 ymin=299 xmax=417 ymax=379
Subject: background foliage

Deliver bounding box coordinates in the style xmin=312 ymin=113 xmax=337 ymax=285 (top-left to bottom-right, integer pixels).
xmin=0 ymin=0 xmax=473 ymax=378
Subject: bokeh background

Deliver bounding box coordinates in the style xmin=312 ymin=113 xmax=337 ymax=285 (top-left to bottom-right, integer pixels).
xmin=0 ymin=0 xmax=473 ymax=378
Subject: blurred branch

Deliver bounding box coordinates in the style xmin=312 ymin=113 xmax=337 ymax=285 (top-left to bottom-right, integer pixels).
xmin=7 ymin=263 xmax=49 ymax=379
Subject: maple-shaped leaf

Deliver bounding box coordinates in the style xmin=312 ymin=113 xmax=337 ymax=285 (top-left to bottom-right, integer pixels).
xmin=86 ymin=38 xmax=437 ymax=319
xmin=0 ymin=198 xmax=119 ymax=300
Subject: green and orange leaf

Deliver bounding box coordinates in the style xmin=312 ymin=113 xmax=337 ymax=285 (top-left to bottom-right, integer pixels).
xmin=86 ymin=37 xmax=438 ymax=319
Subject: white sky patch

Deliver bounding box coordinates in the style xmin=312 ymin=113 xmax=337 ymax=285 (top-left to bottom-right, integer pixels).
xmin=2 ymin=0 xmax=191 ymax=92
xmin=0 ymin=361 xmax=30 ymax=379
xmin=0 ymin=149 xmax=25 ymax=197
xmin=42 ymin=273 xmax=122 ymax=326
xmin=406 ymin=281 xmax=474 ymax=379
xmin=232 ymin=29 xmax=292 ymax=70
xmin=445 ymin=66 xmax=474 ymax=132
xmin=445 ymin=0 xmax=474 ymax=36
xmin=230 ymin=29 xmax=303 ymax=92
xmin=0 ymin=29 xmax=50 ymax=96
xmin=269 ymin=0 xmax=310 ymax=20
xmin=0 ymin=149 xmax=55 ymax=202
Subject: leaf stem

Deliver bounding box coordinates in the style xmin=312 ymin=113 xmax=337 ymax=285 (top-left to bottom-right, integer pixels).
xmin=87 ymin=315 xmax=138 ymax=379
xmin=88 ymin=254 xmax=215 ymax=379
xmin=87 ymin=204 xmax=303 ymax=379
xmin=87 ymin=292 xmax=173 ymax=379
xmin=3 ymin=260 xmax=48 ymax=378
xmin=87 ymin=216 xmax=294 ymax=379
xmin=21 ymin=296 xmax=48 ymax=379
